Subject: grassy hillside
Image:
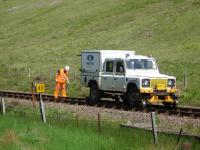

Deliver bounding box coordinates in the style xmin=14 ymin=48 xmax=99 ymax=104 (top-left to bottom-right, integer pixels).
xmin=0 ymin=0 xmax=200 ymax=105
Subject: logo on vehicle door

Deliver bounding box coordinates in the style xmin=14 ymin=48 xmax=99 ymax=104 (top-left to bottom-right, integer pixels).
xmin=86 ymin=55 xmax=94 ymax=65
xmin=87 ymin=55 xmax=94 ymax=61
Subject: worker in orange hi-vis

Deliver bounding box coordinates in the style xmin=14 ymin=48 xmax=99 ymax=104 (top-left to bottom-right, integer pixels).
xmin=54 ymin=66 xmax=70 ymax=99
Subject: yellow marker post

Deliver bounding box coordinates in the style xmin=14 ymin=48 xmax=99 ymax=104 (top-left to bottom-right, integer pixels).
xmin=35 ymin=83 xmax=45 ymax=93
xmin=35 ymin=82 xmax=46 ymax=123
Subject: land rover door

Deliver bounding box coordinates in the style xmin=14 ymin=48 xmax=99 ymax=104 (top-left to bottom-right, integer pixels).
xmin=113 ymin=59 xmax=126 ymax=91
xmin=100 ymin=59 xmax=114 ymax=90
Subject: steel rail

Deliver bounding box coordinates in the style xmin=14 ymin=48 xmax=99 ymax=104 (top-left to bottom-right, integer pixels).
xmin=0 ymin=90 xmax=200 ymax=118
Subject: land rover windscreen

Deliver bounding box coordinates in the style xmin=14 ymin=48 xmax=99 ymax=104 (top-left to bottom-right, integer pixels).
xmin=126 ymin=59 xmax=158 ymax=70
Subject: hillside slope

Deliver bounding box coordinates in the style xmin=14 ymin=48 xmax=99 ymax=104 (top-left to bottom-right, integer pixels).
xmin=0 ymin=0 xmax=200 ymax=105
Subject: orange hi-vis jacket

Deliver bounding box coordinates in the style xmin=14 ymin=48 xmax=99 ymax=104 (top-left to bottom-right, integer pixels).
xmin=56 ymin=69 xmax=68 ymax=83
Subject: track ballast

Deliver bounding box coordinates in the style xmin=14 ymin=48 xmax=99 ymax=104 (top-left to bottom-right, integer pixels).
xmin=0 ymin=90 xmax=200 ymax=118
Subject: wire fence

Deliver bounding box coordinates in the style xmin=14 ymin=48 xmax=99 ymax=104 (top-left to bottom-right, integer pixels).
xmin=0 ymin=98 xmax=199 ymax=150
xmin=0 ymin=64 xmax=80 ymax=80
xmin=1 ymin=99 xmax=120 ymax=135
xmin=0 ymin=64 xmax=84 ymax=96
xmin=0 ymin=63 xmax=191 ymax=98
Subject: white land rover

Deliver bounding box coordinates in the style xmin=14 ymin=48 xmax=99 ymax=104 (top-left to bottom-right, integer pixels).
xmin=80 ymin=50 xmax=178 ymax=107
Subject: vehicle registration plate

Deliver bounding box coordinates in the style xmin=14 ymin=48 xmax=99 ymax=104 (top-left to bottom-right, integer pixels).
xmin=156 ymin=84 xmax=165 ymax=90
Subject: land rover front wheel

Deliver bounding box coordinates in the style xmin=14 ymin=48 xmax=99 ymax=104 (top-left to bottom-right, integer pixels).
xmin=127 ymin=87 xmax=141 ymax=107
xmin=89 ymin=84 xmax=100 ymax=102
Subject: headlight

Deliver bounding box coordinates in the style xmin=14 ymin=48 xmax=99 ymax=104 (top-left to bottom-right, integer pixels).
xmin=168 ymin=79 xmax=175 ymax=87
xmin=142 ymin=79 xmax=150 ymax=87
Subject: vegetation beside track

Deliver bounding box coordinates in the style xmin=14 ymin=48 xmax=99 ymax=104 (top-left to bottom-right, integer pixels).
xmin=0 ymin=104 xmax=200 ymax=150
xmin=0 ymin=0 xmax=200 ymax=106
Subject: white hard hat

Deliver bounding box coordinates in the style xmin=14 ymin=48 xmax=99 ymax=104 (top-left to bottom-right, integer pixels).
xmin=65 ymin=66 xmax=69 ymax=71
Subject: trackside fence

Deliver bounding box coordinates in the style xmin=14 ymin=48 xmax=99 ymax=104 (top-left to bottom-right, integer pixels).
xmin=0 ymin=64 xmax=188 ymax=94
xmin=0 ymin=64 xmax=84 ymax=97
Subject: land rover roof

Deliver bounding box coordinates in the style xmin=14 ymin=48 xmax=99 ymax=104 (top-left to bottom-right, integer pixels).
xmin=126 ymin=55 xmax=153 ymax=60
xmin=82 ymin=50 xmax=135 ymax=54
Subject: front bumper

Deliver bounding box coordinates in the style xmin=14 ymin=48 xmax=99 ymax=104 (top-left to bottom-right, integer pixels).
xmin=140 ymin=87 xmax=177 ymax=104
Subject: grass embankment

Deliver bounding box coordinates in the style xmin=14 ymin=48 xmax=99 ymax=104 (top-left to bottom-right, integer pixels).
xmin=0 ymin=105 xmax=199 ymax=150
xmin=0 ymin=0 xmax=200 ymax=105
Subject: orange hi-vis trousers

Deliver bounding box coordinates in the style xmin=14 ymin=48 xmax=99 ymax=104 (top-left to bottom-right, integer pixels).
xmin=54 ymin=82 xmax=67 ymax=98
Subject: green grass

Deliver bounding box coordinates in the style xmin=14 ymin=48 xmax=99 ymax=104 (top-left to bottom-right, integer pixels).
xmin=0 ymin=106 xmax=199 ymax=150
xmin=0 ymin=0 xmax=200 ymax=105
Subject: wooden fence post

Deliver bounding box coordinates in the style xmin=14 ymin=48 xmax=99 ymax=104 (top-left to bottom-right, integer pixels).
xmin=75 ymin=113 xmax=79 ymax=128
xmin=97 ymin=113 xmax=101 ymax=134
xmin=74 ymin=70 xmax=77 ymax=78
xmin=184 ymin=72 xmax=187 ymax=90
xmin=28 ymin=68 xmax=31 ymax=77
xmin=177 ymin=128 xmax=183 ymax=145
xmin=50 ymin=68 xmax=52 ymax=79
xmin=39 ymin=93 xmax=46 ymax=123
xmin=151 ymin=112 xmax=158 ymax=145
xmin=1 ymin=97 xmax=5 ymax=115
xmin=17 ymin=66 xmax=19 ymax=78
xmin=8 ymin=64 xmax=11 ymax=78
xmin=31 ymin=82 xmax=36 ymax=107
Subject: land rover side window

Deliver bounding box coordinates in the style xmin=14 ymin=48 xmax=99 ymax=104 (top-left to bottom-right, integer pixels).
xmin=116 ymin=61 xmax=124 ymax=73
xmin=126 ymin=59 xmax=157 ymax=70
xmin=105 ymin=61 xmax=114 ymax=72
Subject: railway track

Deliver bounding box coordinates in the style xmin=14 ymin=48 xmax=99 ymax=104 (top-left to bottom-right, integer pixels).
xmin=0 ymin=90 xmax=200 ymax=118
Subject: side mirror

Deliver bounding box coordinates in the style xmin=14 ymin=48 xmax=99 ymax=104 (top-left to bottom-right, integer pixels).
xmin=80 ymin=68 xmax=85 ymax=73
